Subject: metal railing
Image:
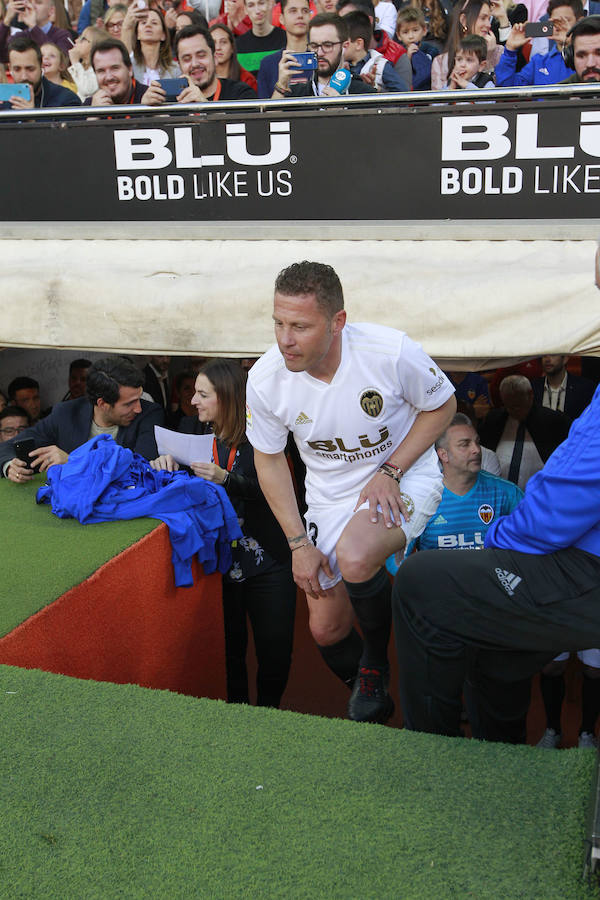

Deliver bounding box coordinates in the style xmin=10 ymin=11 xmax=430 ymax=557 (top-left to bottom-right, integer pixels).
xmin=0 ymin=80 xmax=599 ymax=120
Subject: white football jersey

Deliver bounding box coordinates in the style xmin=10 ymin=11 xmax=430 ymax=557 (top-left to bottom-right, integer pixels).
xmin=246 ymin=322 xmax=455 ymax=507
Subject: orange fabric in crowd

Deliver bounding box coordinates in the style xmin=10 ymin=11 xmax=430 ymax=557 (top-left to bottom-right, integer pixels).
xmin=0 ymin=524 xmax=226 ymax=700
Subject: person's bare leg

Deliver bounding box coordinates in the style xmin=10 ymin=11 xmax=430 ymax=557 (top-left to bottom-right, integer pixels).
xmin=307 ymin=581 xmax=363 ymax=689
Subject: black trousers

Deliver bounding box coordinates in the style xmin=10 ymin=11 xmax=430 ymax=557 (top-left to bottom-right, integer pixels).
xmin=222 ymin=562 xmax=296 ymax=708
xmin=393 ymin=546 xmax=600 ymax=743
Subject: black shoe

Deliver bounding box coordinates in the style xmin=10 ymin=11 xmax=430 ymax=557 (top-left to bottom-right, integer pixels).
xmin=348 ymin=666 xmax=394 ymax=724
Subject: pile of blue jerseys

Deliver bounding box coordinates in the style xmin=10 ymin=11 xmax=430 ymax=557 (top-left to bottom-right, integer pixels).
xmin=37 ymin=434 xmax=242 ymax=587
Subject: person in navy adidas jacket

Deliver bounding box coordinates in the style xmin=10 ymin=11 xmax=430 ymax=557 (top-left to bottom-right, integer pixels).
xmin=393 ymin=384 xmax=600 ymax=744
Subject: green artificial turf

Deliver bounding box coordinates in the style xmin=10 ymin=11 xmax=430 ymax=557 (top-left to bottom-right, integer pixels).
xmin=1 ymin=664 xmax=598 ymax=900
xmin=0 ymin=476 xmax=157 ymax=636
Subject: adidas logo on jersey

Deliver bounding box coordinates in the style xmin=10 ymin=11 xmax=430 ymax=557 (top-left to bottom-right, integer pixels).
xmin=295 ymin=412 xmax=313 ymax=425
xmin=495 ymin=568 xmax=522 ymax=596
xmin=433 ymin=514 xmax=447 ymax=524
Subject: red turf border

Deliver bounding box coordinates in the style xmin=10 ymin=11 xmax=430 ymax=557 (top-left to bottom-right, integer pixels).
xmin=0 ymin=524 xmax=226 ymax=699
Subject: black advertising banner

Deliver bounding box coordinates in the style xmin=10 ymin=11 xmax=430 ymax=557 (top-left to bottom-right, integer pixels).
xmin=2 ymin=98 xmax=600 ymax=221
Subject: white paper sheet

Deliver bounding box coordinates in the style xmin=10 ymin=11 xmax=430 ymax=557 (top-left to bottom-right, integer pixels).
xmin=154 ymin=426 xmax=213 ymax=466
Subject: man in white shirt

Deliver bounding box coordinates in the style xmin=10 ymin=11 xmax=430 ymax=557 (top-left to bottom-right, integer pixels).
xmin=245 ymin=261 xmax=456 ymax=722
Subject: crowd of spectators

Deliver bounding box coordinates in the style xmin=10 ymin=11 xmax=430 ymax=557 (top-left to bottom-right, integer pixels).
xmin=1 ymin=0 xmax=599 ymax=108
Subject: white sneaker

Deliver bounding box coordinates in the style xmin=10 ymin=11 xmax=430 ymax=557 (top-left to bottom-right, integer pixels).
xmin=578 ymin=731 xmax=598 ymax=749
xmin=536 ymin=727 xmax=561 ymax=749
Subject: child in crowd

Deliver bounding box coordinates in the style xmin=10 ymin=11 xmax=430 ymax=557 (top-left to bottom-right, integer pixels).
xmin=443 ymin=33 xmax=495 ymax=89
xmin=41 ymin=43 xmax=78 ymax=92
xmin=344 ymin=10 xmax=410 ymax=90
xmin=395 ymin=6 xmax=439 ymax=89
xmin=67 ymin=25 xmax=104 ymax=100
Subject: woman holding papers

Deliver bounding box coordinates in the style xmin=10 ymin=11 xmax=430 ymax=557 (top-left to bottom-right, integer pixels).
xmin=152 ymin=359 xmax=296 ymax=709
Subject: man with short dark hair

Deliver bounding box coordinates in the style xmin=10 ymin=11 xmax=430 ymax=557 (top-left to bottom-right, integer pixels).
xmin=246 ymin=261 xmax=456 ymax=723
xmin=175 ymin=24 xmax=256 ymax=99
xmin=342 ymin=9 xmax=408 ymax=90
xmin=236 ymin=0 xmax=286 ymax=75
xmin=257 ymin=0 xmax=311 ymax=98
xmin=531 ymin=354 xmax=595 ymax=421
xmin=7 ymin=375 xmax=43 ymax=423
xmin=62 ymin=358 xmax=92 ymax=402
xmin=338 ymin=0 xmax=411 ymax=86
xmin=0 ymin=406 xmax=30 ymax=441
xmin=272 ymin=12 xmax=377 ymax=96
xmin=86 ymin=38 xmax=148 ymax=105
xmin=1 ymin=356 xmax=164 ymax=483
xmin=562 ymin=13 xmax=600 ymax=81
xmin=3 ymin=35 xmax=81 ymax=109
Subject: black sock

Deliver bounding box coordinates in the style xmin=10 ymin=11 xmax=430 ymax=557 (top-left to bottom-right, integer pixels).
xmin=539 ymin=672 xmax=565 ymax=733
xmin=581 ymin=672 xmax=600 ymax=734
xmin=317 ymin=628 xmax=363 ymax=689
xmin=343 ymin=567 xmax=391 ymax=669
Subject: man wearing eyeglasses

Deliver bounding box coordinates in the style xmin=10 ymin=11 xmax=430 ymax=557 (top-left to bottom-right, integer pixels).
xmin=272 ymin=11 xmax=377 ymax=95
xmin=0 ymin=407 xmax=29 ymax=443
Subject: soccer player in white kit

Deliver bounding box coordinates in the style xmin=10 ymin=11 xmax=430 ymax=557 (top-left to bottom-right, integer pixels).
xmin=246 ymin=262 xmax=456 ymax=722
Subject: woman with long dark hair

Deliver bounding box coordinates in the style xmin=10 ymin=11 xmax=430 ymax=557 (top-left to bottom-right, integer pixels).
xmin=152 ymin=359 xmax=296 ymax=708
xmin=209 ymin=23 xmax=257 ymax=92
xmin=122 ymin=5 xmax=181 ymax=84
xmin=431 ymin=0 xmax=502 ymax=88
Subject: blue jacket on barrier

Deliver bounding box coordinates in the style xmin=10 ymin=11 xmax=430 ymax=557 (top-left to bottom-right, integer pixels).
xmin=486 ymin=385 xmax=600 ymax=557
xmin=36 ymin=434 xmax=243 ymax=587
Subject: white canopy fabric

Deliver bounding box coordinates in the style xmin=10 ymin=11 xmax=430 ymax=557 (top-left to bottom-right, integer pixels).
xmin=1 ymin=238 xmax=598 ymax=368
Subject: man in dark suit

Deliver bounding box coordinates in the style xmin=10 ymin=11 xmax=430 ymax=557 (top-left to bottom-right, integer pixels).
xmin=479 ymin=375 xmax=570 ymax=490
xmin=531 ymin=355 xmax=595 ymax=422
xmin=1 ymin=357 xmax=164 ymax=483
xmin=143 ymin=356 xmax=171 ymax=410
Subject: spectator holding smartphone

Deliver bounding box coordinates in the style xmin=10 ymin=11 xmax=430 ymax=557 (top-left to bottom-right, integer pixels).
xmin=256 ymin=0 xmax=311 ymax=97
xmin=174 ymin=23 xmax=256 ymax=98
xmin=121 ymin=4 xmax=180 ymax=84
xmin=0 ymin=0 xmax=73 ymax=65
xmin=3 ymin=34 xmax=81 ymax=106
xmin=495 ymin=0 xmax=583 ymax=85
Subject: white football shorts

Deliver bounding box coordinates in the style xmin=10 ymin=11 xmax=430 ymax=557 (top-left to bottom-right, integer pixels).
xmin=304 ymin=465 xmax=443 ymax=590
